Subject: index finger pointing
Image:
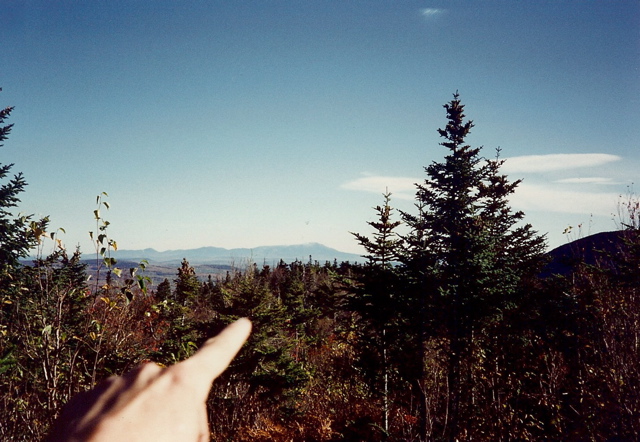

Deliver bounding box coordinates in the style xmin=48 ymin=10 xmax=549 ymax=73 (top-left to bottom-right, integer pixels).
xmin=182 ymin=318 xmax=252 ymax=388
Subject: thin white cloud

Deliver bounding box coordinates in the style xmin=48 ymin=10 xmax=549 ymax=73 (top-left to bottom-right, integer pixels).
xmin=510 ymin=183 xmax=619 ymax=216
xmin=345 ymin=151 xmax=624 ymax=218
xmin=555 ymin=177 xmax=617 ymax=185
xmin=420 ymin=8 xmax=444 ymax=17
xmin=502 ymin=153 xmax=621 ymax=173
xmin=341 ymin=175 xmax=417 ymax=200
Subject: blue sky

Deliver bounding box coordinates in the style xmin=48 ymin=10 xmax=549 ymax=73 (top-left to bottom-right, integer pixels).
xmin=2 ymin=1 xmax=639 ymax=255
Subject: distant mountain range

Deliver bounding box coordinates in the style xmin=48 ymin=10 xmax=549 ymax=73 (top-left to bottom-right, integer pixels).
xmin=28 ymin=233 xmax=630 ymax=280
xmin=110 ymin=243 xmax=363 ymax=265
xmin=104 ymin=233 xmax=629 ymax=284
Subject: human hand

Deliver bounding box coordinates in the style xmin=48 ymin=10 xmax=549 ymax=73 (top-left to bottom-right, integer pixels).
xmin=46 ymin=318 xmax=252 ymax=442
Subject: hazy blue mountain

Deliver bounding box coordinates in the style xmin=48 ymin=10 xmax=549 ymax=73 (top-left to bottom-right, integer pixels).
xmin=111 ymin=243 xmax=362 ymax=265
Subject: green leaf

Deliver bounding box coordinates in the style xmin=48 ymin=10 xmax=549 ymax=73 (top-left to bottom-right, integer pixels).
xmin=137 ymin=277 xmax=146 ymax=292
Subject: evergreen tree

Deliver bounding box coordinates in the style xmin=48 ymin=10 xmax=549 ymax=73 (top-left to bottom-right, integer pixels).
xmin=0 ymin=90 xmax=47 ymax=283
xmin=400 ymin=93 xmax=546 ymax=440
xmin=0 ymin=90 xmax=93 ymax=437
xmin=352 ymin=191 xmax=403 ymax=269
xmin=155 ymin=278 xmax=172 ymax=301
xmin=174 ymin=258 xmax=200 ymax=306
xmin=350 ymin=191 xmax=404 ymax=433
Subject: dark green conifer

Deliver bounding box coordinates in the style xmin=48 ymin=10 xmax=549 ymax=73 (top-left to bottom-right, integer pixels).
xmin=174 ymin=258 xmax=200 ymax=306
xmin=155 ymin=278 xmax=172 ymax=301
xmin=400 ymin=93 xmax=546 ymax=440
xmin=350 ymin=191 xmax=404 ymax=434
xmin=0 ymin=90 xmax=47 ymax=278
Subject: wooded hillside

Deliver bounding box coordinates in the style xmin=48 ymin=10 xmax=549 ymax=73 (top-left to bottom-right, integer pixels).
xmin=1 ymin=94 xmax=638 ymax=440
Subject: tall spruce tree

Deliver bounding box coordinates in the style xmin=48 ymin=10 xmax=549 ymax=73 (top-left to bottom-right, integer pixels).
xmin=400 ymin=93 xmax=546 ymax=440
xmin=174 ymin=258 xmax=201 ymax=306
xmin=351 ymin=191 xmax=404 ymax=434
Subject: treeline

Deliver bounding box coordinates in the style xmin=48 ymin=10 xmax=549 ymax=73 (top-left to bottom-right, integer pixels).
xmin=1 ymin=93 xmax=639 ymax=440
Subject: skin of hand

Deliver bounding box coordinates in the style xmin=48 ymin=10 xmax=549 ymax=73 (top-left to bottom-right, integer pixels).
xmin=46 ymin=318 xmax=252 ymax=442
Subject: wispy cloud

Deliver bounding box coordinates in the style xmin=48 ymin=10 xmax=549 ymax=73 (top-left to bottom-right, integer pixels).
xmin=341 ymin=175 xmax=417 ymax=200
xmin=502 ymin=153 xmax=621 ymax=173
xmin=510 ymin=183 xmax=619 ymax=216
xmin=420 ymin=8 xmax=445 ymax=17
xmin=555 ymin=177 xmax=617 ymax=185
xmin=345 ymin=151 xmax=625 ymax=216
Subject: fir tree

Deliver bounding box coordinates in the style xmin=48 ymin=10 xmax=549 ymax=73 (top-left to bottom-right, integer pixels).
xmin=155 ymin=278 xmax=172 ymax=301
xmin=352 ymin=191 xmax=403 ymax=269
xmin=351 ymin=191 xmax=404 ymax=433
xmin=400 ymin=93 xmax=546 ymax=440
xmin=174 ymin=258 xmax=200 ymax=306
xmin=0 ymin=90 xmax=47 ymax=280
